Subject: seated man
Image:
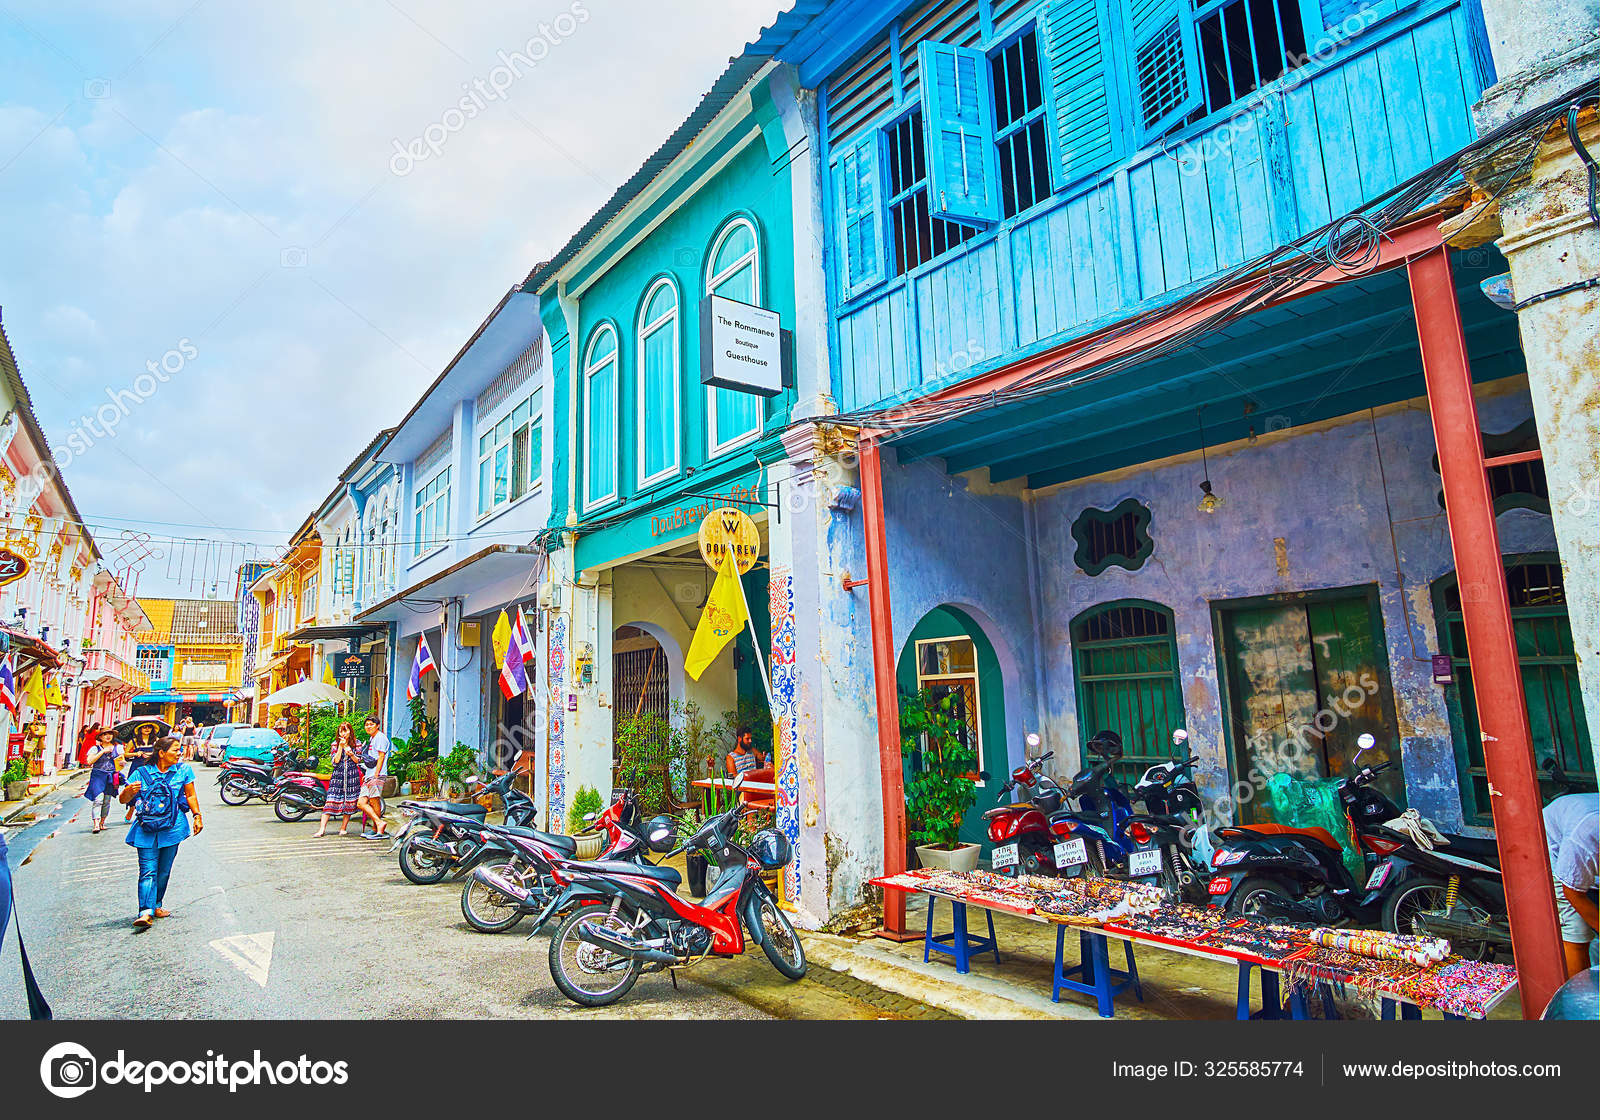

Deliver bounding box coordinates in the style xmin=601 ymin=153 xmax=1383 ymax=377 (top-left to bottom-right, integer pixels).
xmin=1543 ymin=791 xmax=1600 ymax=977
xmin=724 ymin=729 xmax=765 ymax=778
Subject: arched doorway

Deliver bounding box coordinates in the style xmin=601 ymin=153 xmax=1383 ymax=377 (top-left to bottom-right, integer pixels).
xmin=896 ymin=606 xmax=1007 ymax=850
xmin=1434 ymin=555 xmax=1594 ymax=826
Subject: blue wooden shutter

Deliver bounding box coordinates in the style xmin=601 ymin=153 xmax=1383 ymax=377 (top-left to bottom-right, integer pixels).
xmin=918 ymin=40 xmax=1001 ymax=223
xmin=835 ymin=133 xmax=885 ymax=300
xmin=1122 ymin=0 xmax=1202 ymax=143
xmin=1304 ymin=0 xmax=1416 ymax=36
xmin=1038 ymin=0 xmax=1123 ymax=189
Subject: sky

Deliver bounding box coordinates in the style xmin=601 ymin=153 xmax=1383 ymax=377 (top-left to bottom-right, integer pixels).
xmin=0 ymin=0 xmax=787 ymax=597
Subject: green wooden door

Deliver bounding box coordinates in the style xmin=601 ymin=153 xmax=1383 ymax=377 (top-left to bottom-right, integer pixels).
xmin=1071 ymin=602 xmax=1187 ymax=787
xmin=1437 ymin=559 xmax=1594 ymax=826
xmin=1217 ymin=587 xmax=1401 ymax=823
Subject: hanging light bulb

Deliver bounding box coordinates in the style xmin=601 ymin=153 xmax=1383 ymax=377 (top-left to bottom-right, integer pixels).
xmin=1197 ymin=479 xmax=1224 ymax=514
xmin=1195 ymin=408 xmax=1223 ymax=513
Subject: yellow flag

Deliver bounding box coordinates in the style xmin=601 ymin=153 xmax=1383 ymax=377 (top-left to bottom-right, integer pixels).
xmin=685 ymin=554 xmax=748 ymax=681
xmin=23 ymin=669 xmax=46 ymax=712
xmin=322 ymin=657 xmax=335 ymax=685
xmin=491 ymin=609 xmax=512 ymax=672
xmin=45 ymin=676 xmax=65 ymax=706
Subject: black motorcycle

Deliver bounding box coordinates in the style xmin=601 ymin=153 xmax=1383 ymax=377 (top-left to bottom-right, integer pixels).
xmin=216 ymin=748 xmax=310 ymax=805
xmin=1126 ymin=730 xmax=1211 ymax=904
xmin=392 ymin=773 xmax=542 ymax=885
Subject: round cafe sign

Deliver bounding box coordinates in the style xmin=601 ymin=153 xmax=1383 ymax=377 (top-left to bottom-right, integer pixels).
xmin=697 ymin=506 xmax=760 ymax=574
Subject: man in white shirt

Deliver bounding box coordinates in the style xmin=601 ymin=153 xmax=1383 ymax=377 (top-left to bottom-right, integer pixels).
xmin=358 ymin=715 xmax=391 ymax=840
xmin=1543 ymin=792 xmax=1599 ymax=977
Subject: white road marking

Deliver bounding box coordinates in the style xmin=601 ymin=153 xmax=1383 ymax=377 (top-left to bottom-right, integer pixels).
xmin=210 ymin=931 xmax=275 ymax=988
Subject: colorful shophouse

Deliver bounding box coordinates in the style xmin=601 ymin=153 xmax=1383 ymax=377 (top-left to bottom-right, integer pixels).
xmin=526 ymin=52 xmax=817 ymax=838
xmin=746 ymin=0 xmax=1589 ymax=956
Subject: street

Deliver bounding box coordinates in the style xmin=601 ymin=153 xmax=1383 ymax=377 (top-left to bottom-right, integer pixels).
xmin=0 ymin=773 xmax=849 ymax=1020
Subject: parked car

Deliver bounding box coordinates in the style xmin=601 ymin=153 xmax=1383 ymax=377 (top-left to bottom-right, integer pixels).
xmin=221 ymin=728 xmax=286 ymax=767
xmin=202 ymin=723 xmax=241 ymax=766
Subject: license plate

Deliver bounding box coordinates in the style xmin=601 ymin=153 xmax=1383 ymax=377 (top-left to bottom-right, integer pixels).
xmin=1364 ymin=863 xmax=1391 ymax=890
xmin=1053 ymin=839 xmax=1088 ymax=868
xmin=1127 ymin=848 xmax=1162 ymax=877
xmin=991 ymin=842 xmax=1019 ymax=869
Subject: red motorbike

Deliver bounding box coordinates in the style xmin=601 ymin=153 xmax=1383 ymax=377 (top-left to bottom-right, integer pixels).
xmin=983 ymin=734 xmax=1095 ymax=877
xmin=272 ymin=768 xmax=332 ymax=822
xmin=542 ymin=797 xmax=804 ymax=1007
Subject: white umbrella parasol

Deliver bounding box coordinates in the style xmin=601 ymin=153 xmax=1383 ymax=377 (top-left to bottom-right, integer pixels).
xmin=262 ymin=680 xmax=352 ymax=706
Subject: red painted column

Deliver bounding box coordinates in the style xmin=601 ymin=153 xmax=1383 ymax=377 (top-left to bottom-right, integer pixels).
xmin=859 ymin=435 xmax=912 ymax=939
xmin=1408 ymin=245 xmax=1566 ymax=1018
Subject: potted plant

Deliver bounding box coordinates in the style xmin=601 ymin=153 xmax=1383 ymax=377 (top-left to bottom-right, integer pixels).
xmin=567 ymin=785 xmax=604 ymax=859
xmin=3 ymin=758 xmax=29 ymax=801
xmin=436 ymin=743 xmax=478 ymax=800
xmin=901 ymin=688 xmax=982 ymax=872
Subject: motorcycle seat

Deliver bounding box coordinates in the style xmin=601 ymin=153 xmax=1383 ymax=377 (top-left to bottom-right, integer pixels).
xmin=983 ymin=805 xmax=1035 ymax=819
xmin=570 ymin=860 xmax=682 ymax=889
xmin=499 ymin=826 xmax=578 ymax=855
xmin=1219 ymin=823 xmax=1344 ymax=852
xmin=1437 ymin=834 xmax=1501 ymax=862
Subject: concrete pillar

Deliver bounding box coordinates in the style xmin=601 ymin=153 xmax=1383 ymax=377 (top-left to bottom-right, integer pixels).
xmin=1449 ymin=1 xmax=1600 ymax=780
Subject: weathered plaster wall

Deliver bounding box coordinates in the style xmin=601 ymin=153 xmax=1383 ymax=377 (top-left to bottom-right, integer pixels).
xmin=1032 ymin=379 xmax=1557 ymax=834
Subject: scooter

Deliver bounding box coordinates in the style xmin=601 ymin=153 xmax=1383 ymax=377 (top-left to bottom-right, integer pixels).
xmin=217 ymin=748 xmax=310 ymax=805
xmin=386 ymin=771 xmax=536 ymax=858
xmin=273 ymin=770 xmax=331 ymax=822
xmin=1046 ymin=730 xmax=1146 ymax=880
xmin=1127 ymin=729 xmax=1211 ymax=903
xmin=542 ymin=795 xmax=803 ymax=1008
xmin=1205 ymin=734 xmax=1395 ymax=923
xmin=981 ymin=734 xmax=1080 ymax=878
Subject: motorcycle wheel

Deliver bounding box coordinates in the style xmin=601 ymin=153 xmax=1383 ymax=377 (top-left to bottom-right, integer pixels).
xmin=218 ymin=777 xmax=253 ymax=806
xmin=398 ymin=836 xmax=452 ymax=885
xmin=460 ymin=862 xmax=528 ymax=933
xmin=274 ymin=796 xmax=312 ymax=823
xmin=1227 ymin=876 xmax=1295 ymax=917
xmin=1383 ymin=876 xmax=1492 ymax=961
xmin=549 ymin=905 xmax=642 ymax=1007
xmin=756 ymin=893 xmax=806 ymax=979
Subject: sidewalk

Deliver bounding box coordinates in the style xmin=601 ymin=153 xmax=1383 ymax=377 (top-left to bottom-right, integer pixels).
xmin=1 ymin=767 xmax=87 ymax=825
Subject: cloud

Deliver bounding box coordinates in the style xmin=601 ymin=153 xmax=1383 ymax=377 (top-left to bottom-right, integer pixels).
xmin=0 ymin=0 xmax=786 ymax=595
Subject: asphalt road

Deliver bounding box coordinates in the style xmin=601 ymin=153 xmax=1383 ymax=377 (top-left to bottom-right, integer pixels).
xmin=0 ymin=769 xmax=774 ymax=1020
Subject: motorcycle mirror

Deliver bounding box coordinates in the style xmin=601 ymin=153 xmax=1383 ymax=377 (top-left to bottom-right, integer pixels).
xmin=1172 ymin=728 xmax=1188 ymax=745
xmin=1025 ymin=732 xmax=1041 ymax=750
xmin=464 ymin=774 xmax=479 ymax=784
xmin=1355 ymin=733 xmax=1376 ymax=753
xmin=733 ymin=772 xmax=747 ymax=790
xmin=978 ymin=770 xmax=992 ymax=782
xmin=581 ymin=811 xmax=599 ymax=826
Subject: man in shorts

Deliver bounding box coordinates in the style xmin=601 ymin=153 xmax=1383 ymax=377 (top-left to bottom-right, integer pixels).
xmin=357 ymin=715 xmax=391 ymax=840
xmin=1543 ymin=792 xmax=1599 ymax=977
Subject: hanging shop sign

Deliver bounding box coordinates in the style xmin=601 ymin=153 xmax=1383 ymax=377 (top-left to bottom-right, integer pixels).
xmin=699 ymin=295 xmax=790 ymax=396
xmin=333 ymin=652 xmax=372 ymax=680
xmin=0 ymin=546 xmax=29 ymax=588
xmin=698 ymin=507 xmax=760 ymax=575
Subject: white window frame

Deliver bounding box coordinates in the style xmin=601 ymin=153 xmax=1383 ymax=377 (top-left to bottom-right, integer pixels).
xmin=704 ymin=218 xmax=765 ymax=457
xmin=583 ymin=325 xmax=620 ymax=512
xmin=475 ymin=387 xmax=543 ymax=521
xmin=413 ymin=467 xmax=451 ymax=559
xmin=914 ymin=634 xmax=988 ymax=784
xmin=635 ymin=278 xmax=682 ymax=488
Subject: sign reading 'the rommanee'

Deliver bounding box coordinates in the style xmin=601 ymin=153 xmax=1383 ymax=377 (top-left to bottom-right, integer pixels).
xmin=700 ymin=294 xmax=782 ymax=397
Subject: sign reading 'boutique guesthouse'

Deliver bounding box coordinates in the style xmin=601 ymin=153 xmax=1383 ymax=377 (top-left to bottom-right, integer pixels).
xmin=700 ymin=294 xmax=784 ymax=397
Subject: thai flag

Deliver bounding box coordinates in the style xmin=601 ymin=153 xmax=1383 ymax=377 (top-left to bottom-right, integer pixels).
xmin=513 ymin=606 xmax=534 ymax=664
xmin=406 ymin=634 xmax=436 ymax=700
xmin=0 ymin=654 xmax=15 ymax=715
xmin=499 ymin=616 xmax=529 ymax=699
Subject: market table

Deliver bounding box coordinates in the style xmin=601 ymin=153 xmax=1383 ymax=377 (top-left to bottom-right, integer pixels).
xmin=874 ymin=872 xmax=1518 ymax=1021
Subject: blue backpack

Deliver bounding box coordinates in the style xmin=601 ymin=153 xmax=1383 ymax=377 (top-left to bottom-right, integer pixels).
xmin=135 ymin=768 xmax=181 ymax=834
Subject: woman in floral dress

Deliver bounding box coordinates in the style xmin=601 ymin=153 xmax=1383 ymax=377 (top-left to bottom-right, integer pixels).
xmin=314 ymin=722 xmax=363 ymax=837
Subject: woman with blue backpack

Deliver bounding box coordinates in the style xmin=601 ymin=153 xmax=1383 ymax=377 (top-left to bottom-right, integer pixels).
xmin=117 ymin=736 xmax=203 ymax=929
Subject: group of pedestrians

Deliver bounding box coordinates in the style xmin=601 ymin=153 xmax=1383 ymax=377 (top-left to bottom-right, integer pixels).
xmin=75 ymin=713 xmax=392 ymax=929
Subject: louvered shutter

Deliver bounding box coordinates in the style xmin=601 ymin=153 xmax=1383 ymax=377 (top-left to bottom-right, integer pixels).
xmin=918 ymin=40 xmax=1002 ymax=223
xmin=1038 ymin=0 xmax=1123 ymax=188
xmin=834 ymin=133 xmax=886 ymax=300
xmin=1123 ymin=0 xmax=1202 ymax=143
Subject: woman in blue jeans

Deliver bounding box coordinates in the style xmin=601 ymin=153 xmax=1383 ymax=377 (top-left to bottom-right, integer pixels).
xmin=117 ymin=736 xmax=203 ymax=929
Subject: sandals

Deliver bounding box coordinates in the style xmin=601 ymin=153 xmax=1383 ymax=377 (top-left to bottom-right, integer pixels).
xmin=133 ymin=912 xmax=153 ymax=929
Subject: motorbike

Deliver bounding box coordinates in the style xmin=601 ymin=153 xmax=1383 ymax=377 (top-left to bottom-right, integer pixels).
xmin=273 ymin=770 xmax=331 ymax=822
xmin=1205 ymin=734 xmax=1396 ymax=924
xmin=217 ymin=748 xmax=311 ymax=805
xmin=1122 ymin=729 xmax=1215 ymax=903
xmin=460 ymin=790 xmax=651 ymax=933
xmin=981 ymin=734 xmax=1078 ymax=878
xmin=391 ymin=772 xmax=541 ymax=885
xmin=1044 ymin=730 xmax=1145 ymax=879
xmin=542 ymin=795 xmax=804 ymax=1008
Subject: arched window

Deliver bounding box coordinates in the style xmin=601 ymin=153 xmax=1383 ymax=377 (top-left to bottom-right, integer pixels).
xmin=637 ymin=279 xmax=680 ymax=486
xmin=1070 ymin=600 xmax=1186 ymax=784
xmin=583 ymin=324 xmax=620 ymax=508
xmin=705 ymin=218 xmax=764 ymax=454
